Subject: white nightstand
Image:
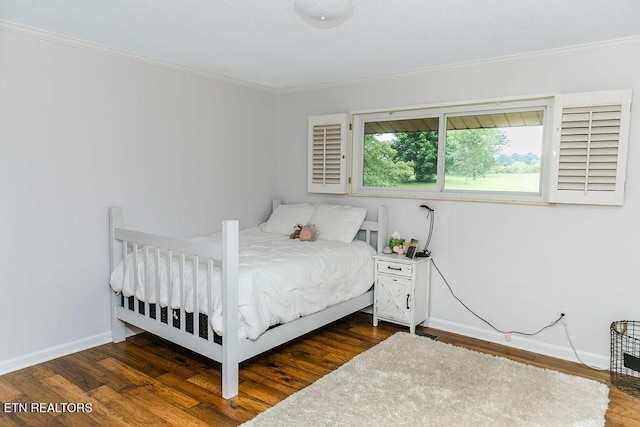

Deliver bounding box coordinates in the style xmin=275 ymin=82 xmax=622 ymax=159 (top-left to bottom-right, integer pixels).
xmin=373 ymin=253 xmax=431 ymax=334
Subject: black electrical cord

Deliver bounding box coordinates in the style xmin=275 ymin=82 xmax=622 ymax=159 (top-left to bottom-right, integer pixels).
xmin=430 ymin=258 xmax=564 ymax=336
xmin=430 ymin=258 xmax=606 ymax=370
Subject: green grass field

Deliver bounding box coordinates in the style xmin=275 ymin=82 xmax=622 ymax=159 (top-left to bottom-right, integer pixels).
xmin=392 ymin=173 xmax=540 ymax=193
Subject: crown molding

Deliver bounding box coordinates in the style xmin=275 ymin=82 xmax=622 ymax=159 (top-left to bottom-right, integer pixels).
xmin=0 ymin=20 xmax=280 ymax=94
xmin=2 ymin=19 xmax=639 ymax=95
xmin=279 ymin=35 xmax=640 ymax=93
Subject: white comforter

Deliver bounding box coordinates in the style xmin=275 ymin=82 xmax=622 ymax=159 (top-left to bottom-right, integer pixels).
xmin=109 ymin=227 xmax=375 ymax=340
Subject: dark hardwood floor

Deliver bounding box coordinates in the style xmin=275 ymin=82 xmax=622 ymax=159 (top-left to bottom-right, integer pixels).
xmin=1 ymin=312 xmax=638 ymax=426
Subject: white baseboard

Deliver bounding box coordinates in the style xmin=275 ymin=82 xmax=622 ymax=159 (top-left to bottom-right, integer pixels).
xmin=426 ymin=317 xmax=609 ymax=369
xmin=360 ymin=306 xmax=373 ymax=315
xmin=0 ymin=332 xmax=112 ymax=376
xmin=126 ymin=324 xmax=144 ymax=337
xmin=0 ymin=322 xmax=151 ymax=377
xmin=1 ymin=317 xmax=609 ymax=377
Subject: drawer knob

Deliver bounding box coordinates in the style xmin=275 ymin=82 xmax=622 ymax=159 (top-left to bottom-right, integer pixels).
xmin=387 ymin=266 xmax=402 ymax=271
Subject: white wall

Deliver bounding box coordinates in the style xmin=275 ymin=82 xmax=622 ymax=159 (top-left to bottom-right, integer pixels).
xmin=277 ymin=41 xmax=640 ymax=366
xmin=0 ymin=29 xmax=278 ymax=371
xmin=2 ymin=25 xmax=638 ymax=374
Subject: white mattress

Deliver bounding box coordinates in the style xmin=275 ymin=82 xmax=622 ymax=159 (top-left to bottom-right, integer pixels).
xmin=109 ymin=227 xmax=375 ymax=340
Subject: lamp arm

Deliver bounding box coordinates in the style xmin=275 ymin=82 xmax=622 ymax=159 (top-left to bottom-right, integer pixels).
xmin=419 ymin=204 xmax=434 ymax=255
xmin=423 ymin=211 xmax=434 ymax=254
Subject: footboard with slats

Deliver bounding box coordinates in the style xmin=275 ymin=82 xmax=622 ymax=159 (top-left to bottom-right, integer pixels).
xmin=109 ymin=202 xmax=387 ymax=399
xmin=109 ymin=208 xmax=240 ymax=397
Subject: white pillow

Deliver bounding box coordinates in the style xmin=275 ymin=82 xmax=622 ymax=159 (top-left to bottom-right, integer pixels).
xmin=262 ymin=203 xmax=316 ymax=234
xmin=309 ymin=204 xmax=367 ymax=243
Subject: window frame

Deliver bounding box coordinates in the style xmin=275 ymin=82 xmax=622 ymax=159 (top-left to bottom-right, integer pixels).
xmin=350 ymin=96 xmax=556 ymax=204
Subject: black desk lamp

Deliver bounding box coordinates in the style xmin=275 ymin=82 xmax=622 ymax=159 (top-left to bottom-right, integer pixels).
xmin=415 ymin=204 xmax=434 ymax=257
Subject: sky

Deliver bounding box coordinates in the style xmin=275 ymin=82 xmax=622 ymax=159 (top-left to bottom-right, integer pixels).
xmin=500 ymin=126 xmax=543 ymax=156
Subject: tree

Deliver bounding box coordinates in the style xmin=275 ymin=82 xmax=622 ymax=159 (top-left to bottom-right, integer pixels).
xmin=496 ymin=152 xmax=541 ymax=173
xmin=498 ymin=152 xmax=540 ymax=166
xmin=363 ymin=135 xmax=414 ymax=187
xmin=391 ymin=131 xmax=438 ymax=182
xmin=446 ymin=128 xmax=507 ymax=181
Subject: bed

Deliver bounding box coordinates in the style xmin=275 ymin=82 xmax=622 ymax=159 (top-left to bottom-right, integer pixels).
xmin=109 ymin=199 xmax=387 ymax=398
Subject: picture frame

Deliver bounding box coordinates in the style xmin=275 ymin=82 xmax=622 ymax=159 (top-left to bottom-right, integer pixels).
xmin=405 ymin=241 xmax=418 ymax=259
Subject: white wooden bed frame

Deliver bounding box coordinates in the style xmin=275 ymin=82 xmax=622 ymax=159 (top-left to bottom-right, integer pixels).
xmin=109 ymin=200 xmax=387 ymax=398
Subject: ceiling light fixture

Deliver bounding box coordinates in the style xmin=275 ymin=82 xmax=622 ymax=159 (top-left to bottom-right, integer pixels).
xmin=294 ymin=0 xmax=353 ymax=28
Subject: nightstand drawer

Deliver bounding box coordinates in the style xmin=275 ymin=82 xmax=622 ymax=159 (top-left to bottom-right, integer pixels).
xmin=378 ymin=275 xmax=412 ymax=289
xmin=377 ymin=260 xmax=413 ymax=277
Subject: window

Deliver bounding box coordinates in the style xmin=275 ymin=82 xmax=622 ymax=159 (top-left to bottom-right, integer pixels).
xmin=351 ymin=99 xmax=551 ymax=203
xmin=307 ymin=89 xmax=631 ymax=205
xmin=444 ymin=111 xmax=544 ymax=194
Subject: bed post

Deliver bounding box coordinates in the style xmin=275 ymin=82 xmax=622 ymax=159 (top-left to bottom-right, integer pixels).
xmin=109 ymin=207 xmax=127 ymax=343
xmin=221 ymin=219 xmax=240 ymax=399
xmin=377 ymin=205 xmax=388 ymax=254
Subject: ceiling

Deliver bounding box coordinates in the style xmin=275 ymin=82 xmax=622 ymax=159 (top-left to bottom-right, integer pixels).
xmin=1 ymin=0 xmax=640 ymax=92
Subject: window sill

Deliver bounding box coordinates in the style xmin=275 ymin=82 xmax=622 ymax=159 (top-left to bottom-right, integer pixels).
xmin=350 ymin=188 xmax=553 ymax=206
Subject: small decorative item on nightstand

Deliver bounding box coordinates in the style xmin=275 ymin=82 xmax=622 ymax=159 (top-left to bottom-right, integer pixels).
xmin=388 ymin=230 xmax=405 ymax=254
xmin=405 ymin=239 xmax=418 ymax=259
xmin=372 ymin=253 xmax=431 ymax=334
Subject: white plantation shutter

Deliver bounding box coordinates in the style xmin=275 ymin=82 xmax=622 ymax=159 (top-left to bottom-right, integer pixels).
xmin=307 ymin=114 xmax=349 ymax=194
xmin=549 ymin=89 xmax=632 ymax=205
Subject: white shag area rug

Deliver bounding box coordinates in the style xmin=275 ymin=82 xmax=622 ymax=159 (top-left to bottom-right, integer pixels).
xmin=242 ymin=332 xmax=609 ymax=427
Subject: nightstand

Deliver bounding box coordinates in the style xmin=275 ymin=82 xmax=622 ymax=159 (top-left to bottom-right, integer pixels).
xmin=373 ymin=253 xmax=431 ymax=334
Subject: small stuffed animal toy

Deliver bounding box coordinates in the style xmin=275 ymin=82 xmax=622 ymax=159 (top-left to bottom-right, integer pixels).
xmin=299 ymin=224 xmax=317 ymax=241
xmin=289 ymin=224 xmax=303 ymax=239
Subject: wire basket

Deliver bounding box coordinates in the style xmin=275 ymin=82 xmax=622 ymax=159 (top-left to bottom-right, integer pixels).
xmin=610 ymin=320 xmax=640 ymax=397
